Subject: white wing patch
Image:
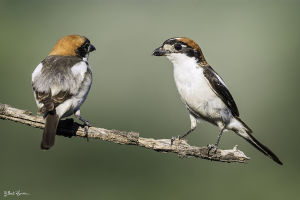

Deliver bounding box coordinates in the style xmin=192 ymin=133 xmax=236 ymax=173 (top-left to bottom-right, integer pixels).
xmin=32 ymin=63 xmax=43 ymax=82
xmin=71 ymin=61 xmax=88 ymax=83
xmin=50 ymin=84 xmax=62 ymax=96
xmin=215 ymin=72 xmax=227 ymax=87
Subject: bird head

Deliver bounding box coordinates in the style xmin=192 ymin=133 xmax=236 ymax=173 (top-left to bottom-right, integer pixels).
xmin=49 ymin=34 xmax=96 ymax=60
xmin=152 ymin=37 xmax=207 ymax=65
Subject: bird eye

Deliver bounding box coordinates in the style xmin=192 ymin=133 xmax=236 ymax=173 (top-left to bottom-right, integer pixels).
xmin=174 ymin=43 xmax=182 ymax=51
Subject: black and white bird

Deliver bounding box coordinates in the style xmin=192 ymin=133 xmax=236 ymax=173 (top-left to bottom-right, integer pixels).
xmin=152 ymin=37 xmax=282 ymax=165
xmin=32 ymin=34 xmax=96 ymax=150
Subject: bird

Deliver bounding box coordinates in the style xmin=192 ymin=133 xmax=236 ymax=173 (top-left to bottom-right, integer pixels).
xmin=152 ymin=37 xmax=282 ymax=165
xmin=31 ymin=34 xmax=96 ymax=150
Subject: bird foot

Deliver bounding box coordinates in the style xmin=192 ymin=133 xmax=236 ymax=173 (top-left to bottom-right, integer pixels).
xmin=81 ymin=121 xmax=91 ymax=142
xmin=171 ymin=135 xmax=182 ymax=145
xmin=83 ymin=120 xmax=91 ymax=127
xmin=207 ymin=144 xmax=218 ymax=157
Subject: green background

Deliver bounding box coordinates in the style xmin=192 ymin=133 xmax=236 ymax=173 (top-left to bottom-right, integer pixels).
xmin=0 ymin=0 xmax=299 ymax=199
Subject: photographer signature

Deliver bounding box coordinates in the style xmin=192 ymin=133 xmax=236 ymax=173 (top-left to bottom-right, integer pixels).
xmin=3 ymin=190 xmax=30 ymax=197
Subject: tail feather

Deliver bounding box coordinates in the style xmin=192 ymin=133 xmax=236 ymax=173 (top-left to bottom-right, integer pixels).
xmin=246 ymin=132 xmax=283 ymax=165
xmin=41 ymin=112 xmax=59 ymax=150
xmin=233 ymin=117 xmax=283 ymax=165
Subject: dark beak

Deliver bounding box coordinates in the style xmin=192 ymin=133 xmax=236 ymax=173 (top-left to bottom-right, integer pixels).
xmin=152 ymin=46 xmax=166 ymax=56
xmin=89 ymin=44 xmax=96 ymax=52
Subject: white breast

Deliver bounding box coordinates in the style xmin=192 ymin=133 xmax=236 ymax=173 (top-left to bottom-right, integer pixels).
xmin=69 ymin=63 xmax=92 ymax=114
xmin=168 ymin=54 xmax=226 ymax=119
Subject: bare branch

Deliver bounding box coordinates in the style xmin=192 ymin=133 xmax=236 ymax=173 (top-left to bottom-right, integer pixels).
xmin=0 ymin=103 xmax=250 ymax=163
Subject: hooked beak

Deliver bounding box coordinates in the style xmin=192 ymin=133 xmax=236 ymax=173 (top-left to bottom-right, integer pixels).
xmin=89 ymin=44 xmax=96 ymax=52
xmin=152 ymin=46 xmax=166 ymax=56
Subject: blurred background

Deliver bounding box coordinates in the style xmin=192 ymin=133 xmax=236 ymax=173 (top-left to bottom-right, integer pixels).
xmin=0 ymin=0 xmax=299 ymax=199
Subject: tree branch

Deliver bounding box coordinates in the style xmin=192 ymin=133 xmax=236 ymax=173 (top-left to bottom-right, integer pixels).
xmin=0 ymin=103 xmax=250 ymax=163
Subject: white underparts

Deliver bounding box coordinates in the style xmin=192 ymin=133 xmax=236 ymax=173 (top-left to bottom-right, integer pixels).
xmin=167 ymin=53 xmax=233 ymax=130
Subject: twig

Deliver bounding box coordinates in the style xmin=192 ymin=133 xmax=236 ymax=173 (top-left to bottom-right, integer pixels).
xmin=0 ymin=103 xmax=250 ymax=163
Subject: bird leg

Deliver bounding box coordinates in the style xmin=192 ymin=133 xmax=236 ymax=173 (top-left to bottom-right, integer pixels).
xmin=171 ymin=127 xmax=196 ymax=145
xmin=207 ymin=128 xmax=225 ymax=156
xmin=77 ymin=115 xmax=91 ymax=127
xmin=74 ymin=110 xmax=91 ymax=141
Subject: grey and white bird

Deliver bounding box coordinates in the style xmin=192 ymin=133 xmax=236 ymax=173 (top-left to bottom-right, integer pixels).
xmin=32 ymin=34 xmax=96 ymax=150
xmin=152 ymin=37 xmax=282 ymax=165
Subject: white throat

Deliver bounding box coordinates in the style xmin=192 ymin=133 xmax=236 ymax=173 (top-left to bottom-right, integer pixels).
xmin=167 ymin=53 xmax=200 ymax=90
xmin=166 ymin=53 xmax=198 ymax=68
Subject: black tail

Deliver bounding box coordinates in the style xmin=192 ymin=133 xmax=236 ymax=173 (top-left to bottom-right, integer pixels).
xmin=41 ymin=112 xmax=59 ymax=150
xmin=235 ymin=118 xmax=283 ymax=165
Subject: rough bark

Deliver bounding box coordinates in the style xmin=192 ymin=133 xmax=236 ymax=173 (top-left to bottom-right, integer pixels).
xmin=0 ymin=103 xmax=250 ymax=163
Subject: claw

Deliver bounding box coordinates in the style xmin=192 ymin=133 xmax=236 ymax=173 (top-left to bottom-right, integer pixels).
xmin=74 ymin=111 xmax=91 ymax=141
xmin=171 ymin=135 xmax=182 ymax=145
xmin=81 ymin=121 xmax=91 ymax=142
xmin=80 ymin=118 xmax=91 ymax=142
xmin=207 ymin=144 xmax=218 ymax=157
xmin=84 ymin=125 xmax=89 ymax=142
xmin=171 ymin=136 xmax=176 ymax=145
xmin=84 ymin=120 xmax=91 ymax=127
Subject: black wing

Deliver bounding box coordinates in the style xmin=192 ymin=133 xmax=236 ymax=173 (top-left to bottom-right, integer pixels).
xmin=203 ymin=66 xmax=239 ymax=117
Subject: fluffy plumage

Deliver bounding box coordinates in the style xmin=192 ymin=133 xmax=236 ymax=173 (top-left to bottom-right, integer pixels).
xmin=32 ymin=34 xmax=95 ymax=149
